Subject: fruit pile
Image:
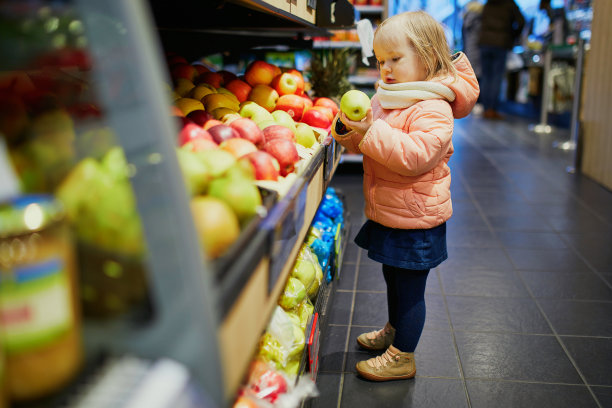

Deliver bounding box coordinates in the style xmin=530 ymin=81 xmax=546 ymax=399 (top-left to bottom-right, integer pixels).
xmin=167 ymin=55 xmax=342 ymax=260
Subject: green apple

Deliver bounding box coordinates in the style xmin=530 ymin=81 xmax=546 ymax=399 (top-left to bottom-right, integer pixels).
xmin=340 ymin=89 xmax=371 ymax=121
xmin=271 ymin=110 xmax=297 ymax=133
xmin=297 ymin=301 xmax=314 ymax=330
xmin=294 ymin=123 xmax=317 ymax=148
xmin=207 ymin=176 xmax=262 ymax=223
xmin=176 ymin=148 xmax=211 ymax=196
xmin=291 ymin=258 xmax=316 ymax=289
xmin=278 ymin=277 xmax=307 ymax=310
xmin=196 ymin=149 xmax=236 ymax=178
xmin=256 ymin=119 xmax=277 ymax=131
xmin=258 ymin=332 xmax=284 ymax=368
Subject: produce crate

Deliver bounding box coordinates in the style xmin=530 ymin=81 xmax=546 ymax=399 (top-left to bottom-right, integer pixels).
xmin=322 ymin=136 xmax=336 ymax=183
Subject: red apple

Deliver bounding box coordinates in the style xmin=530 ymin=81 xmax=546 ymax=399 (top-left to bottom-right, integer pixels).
xmin=167 ymin=54 xmax=188 ymax=66
xmin=175 ymin=115 xmax=194 ymax=129
xmin=219 ymin=138 xmax=258 ymax=158
xmin=218 ymin=70 xmax=238 ymax=85
xmin=225 ymin=79 xmax=252 ymax=103
xmin=183 ymin=138 xmax=218 ymax=152
xmin=243 ymin=151 xmax=280 ymax=181
xmin=301 ymin=107 xmax=332 ymax=129
xmin=186 ymin=110 xmax=213 ymax=126
xmin=301 ymin=95 xmax=313 ymax=110
xmin=171 ymin=63 xmax=197 ymax=82
xmin=229 ymin=117 xmax=264 ymax=147
xmin=249 ymin=368 xmax=288 ymax=403
xmin=208 ymin=124 xmax=240 ymax=144
xmin=270 ymin=73 xmax=298 ymax=96
xmin=178 ymin=123 xmax=214 ymax=146
xmin=196 ymin=72 xmax=224 ymax=88
xmin=248 ymin=84 xmax=279 ymax=112
xmin=286 ymin=69 xmax=305 ymax=95
xmin=313 ymin=97 xmax=339 ymax=116
xmin=244 ymin=60 xmax=276 ymax=87
xmin=310 ymin=105 xmax=334 ymax=121
xmin=263 ymin=138 xmax=299 ymax=176
xmin=263 ymin=124 xmax=296 ymax=143
xmin=275 ymin=94 xmax=306 ymax=121
xmin=192 ymin=63 xmax=210 ymax=75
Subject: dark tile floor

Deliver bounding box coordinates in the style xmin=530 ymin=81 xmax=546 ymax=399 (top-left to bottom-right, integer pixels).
xmin=313 ymin=112 xmax=612 ymax=408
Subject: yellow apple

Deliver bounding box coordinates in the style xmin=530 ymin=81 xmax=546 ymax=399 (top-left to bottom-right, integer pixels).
xmin=174 ymin=78 xmax=195 ymax=97
xmin=189 ymin=85 xmax=217 ymax=100
xmin=190 ymin=196 xmax=240 ymax=259
xmin=174 ymin=98 xmax=205 ymax=116
xmin=203 ymin=93 xmax=240 ymax=113
xmin=247 ymin=84 xmax=279 ymax=112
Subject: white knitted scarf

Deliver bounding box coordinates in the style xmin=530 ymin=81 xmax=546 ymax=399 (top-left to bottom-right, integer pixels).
xmin=376 ymin=80 xmax=456 ymax=109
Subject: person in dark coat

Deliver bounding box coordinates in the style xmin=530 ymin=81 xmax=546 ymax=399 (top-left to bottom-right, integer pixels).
xmin=462 ymin=0 xmax=484 ymax=114
xmin=478 ymin=0 xmax=524 ymax=119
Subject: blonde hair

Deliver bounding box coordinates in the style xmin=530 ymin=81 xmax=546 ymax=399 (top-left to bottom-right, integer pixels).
xmin=373 ymin=11 xmax=456 ymax=80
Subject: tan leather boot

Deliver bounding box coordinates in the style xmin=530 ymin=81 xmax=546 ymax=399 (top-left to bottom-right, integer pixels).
xmin=355 ymin=345 xmax=416 ymax=381
xmin=356 ymin=322 xmax=395 ymax=350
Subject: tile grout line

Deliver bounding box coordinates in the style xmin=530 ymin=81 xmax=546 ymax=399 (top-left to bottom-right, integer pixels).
xmin=436 ymin=265 xmax=472 ymax=408
xmin=336 ymin=245 xmax=362 ymax=408
xmin=455 ymin=138 xmax=604 ymax=408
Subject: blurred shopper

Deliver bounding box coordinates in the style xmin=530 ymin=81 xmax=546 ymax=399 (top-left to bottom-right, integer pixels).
xmin=332 ymin=11 xmax=479 ymax=381
xmin=462 ymin=0 xmax=484 ymax=115
xmin=478 ymin=0 xmax=524 ymax=119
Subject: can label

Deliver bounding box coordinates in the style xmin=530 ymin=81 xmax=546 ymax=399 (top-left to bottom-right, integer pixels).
xmin=0 ymin=258 xmax=73 ymax=354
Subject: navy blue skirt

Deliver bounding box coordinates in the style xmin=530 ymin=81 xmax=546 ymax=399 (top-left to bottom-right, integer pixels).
xmin=354 ymin=220 xmax=447 ymax=270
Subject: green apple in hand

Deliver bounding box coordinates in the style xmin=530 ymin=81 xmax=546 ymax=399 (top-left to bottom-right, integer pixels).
xmin=340 ymin=90 xmax=371 ymax=121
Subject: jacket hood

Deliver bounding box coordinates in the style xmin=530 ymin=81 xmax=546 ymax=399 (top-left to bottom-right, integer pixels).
xmin=432 ymin=52 xmax=480 ymax=119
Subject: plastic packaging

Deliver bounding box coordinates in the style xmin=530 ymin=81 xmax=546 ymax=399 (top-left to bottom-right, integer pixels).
xmin=0 ymin=195 xmax=83 ymax=401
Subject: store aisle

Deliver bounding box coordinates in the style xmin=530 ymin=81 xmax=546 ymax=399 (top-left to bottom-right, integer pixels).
xmin=313 ymin=114 xmax=612 ymax=408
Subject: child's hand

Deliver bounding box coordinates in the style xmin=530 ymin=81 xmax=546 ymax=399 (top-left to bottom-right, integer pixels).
xmin=339 ymin=108 xmax=373 ymax=139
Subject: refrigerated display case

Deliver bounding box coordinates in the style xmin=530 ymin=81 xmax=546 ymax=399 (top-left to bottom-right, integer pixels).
xmin=0 ymin=0 xmax=352 ymax=407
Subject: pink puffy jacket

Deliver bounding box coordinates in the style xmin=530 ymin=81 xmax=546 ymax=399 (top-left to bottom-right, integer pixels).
xmin=333 ymin=53 xmax=479 ymax=229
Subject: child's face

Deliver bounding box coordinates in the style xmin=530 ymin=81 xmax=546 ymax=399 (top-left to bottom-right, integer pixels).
xmin=374 ymin=41 xmax=427 ymax=84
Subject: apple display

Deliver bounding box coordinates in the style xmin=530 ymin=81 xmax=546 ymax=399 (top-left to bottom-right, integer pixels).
xmin=219 ymin=138 xmax=258 ymax=158
xmin=271 ymin=110 xmax=297 ymax=133
xmin=243 ymin=151 xmax=280 ymax=181
xmin=178 ymin=123 xmax=213 ymax=146
xmin=313 ymin=97 xmax=340 ymax=116
xmin=263 ymin=124 xmax=296 ymax=143
xmin=207 ymin=124 xmax=240 ymax=144
xmin=186 ymin=110 xmax=213 ymax=126
xmin=270 ymin=73 xmax=298 ymax=96
xmin=225 ymin=79 xmax=252 ymax=103
xmin=190 ymin=196 xmax=240 ymax=259
xmin=263 ymin=138 xmax=299 ymax=176
xmin=340 ymin=89 xmax=371 ymax=121
xmin=275 ymin=94 xmax=306 ymax=121
xmin=301 ymin=107 xmax=332 ymax=129
xmin=247 ymin=84 xmax=279 ymax=112
xmin=244 ymin=60 xmax=276 ymax=87
xmin=295 ymin=123 xmax=317 ymax=148
xmin=229 ymin=117 xmax=264 ymax=147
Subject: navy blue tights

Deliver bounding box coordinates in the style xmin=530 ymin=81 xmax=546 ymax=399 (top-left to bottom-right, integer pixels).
xmin=382 ymin=264 xmax=430 ymax=353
